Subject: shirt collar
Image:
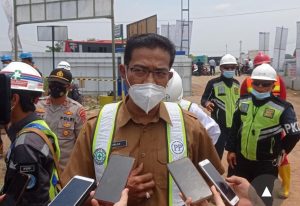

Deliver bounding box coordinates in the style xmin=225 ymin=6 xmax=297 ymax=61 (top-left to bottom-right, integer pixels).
xmin=117 ymin=98 xmax=172 ymax=127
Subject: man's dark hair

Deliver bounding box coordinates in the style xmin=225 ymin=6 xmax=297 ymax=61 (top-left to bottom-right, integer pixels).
xmin=124 ymin=33 xmax=176 ymax=68
xmin=11 ymin=90 xmax=42 ymax=112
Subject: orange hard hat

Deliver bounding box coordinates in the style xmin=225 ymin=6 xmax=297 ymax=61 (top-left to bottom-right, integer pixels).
xmin=254 ymin=52 xmax=271 ymax=66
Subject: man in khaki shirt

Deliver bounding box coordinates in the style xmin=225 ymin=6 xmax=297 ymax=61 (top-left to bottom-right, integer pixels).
xmin=62 ymin=33 xmax=223 ymax=206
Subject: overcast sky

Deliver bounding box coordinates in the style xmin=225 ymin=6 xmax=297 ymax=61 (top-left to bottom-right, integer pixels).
xmin=1 ymin=0 xmax=300 ymax=57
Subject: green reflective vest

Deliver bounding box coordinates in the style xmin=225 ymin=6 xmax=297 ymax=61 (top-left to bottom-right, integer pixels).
xmin=239 ymin=98 xmax=284 ymax=160
xmin=213 ymin=81 xmax=240 ymax=128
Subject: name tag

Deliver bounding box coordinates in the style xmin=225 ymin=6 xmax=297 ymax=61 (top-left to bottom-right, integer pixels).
xmin=112 ymin=140 xmax=127 ymax=148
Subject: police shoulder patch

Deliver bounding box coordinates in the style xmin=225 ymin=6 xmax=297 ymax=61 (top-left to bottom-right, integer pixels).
xmin=240 ymin=102 xmax=249 ymax=113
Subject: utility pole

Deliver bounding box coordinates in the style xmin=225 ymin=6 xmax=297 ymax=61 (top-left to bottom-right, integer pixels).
xmin=226 ymin=44 xmax=228 ymax=54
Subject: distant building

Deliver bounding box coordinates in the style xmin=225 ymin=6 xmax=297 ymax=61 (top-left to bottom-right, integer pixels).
xmin=64 ymin=40 xmax=124 ymax=53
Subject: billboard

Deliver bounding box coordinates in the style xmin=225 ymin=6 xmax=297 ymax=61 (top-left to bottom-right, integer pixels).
xmin=259 ymin=32 xmax=270 ymax=54
xmin=126 ymin=15 xmax=157 ymax=38
xmin=273 ymin=27 xmax=288 ymax=72
xmin=15 ymin=0 xmax=113 ymax=25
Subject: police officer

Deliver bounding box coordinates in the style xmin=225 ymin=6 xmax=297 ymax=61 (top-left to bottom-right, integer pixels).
xmin=226 ymin=64 xmax=300 ymax=205
xmin=61 ymin=33 xmax=223 ymax=206
xmin=0 ymin=62 xmax=60 ymax=205
xmin=201 ymin=54 xmax=240 ymax=159
xmin=36 ymin=68 xmax=86 ymax=170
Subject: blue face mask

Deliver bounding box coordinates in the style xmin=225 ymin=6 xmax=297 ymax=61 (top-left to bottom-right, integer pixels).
xmin=222 ymin=70 xmax=235 ymax=78
xmin=251 ymin=89 xmax=271 ymax=100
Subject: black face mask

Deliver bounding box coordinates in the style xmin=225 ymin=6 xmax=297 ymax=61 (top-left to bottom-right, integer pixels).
xmin=49 ymin=83 xmax=67 ymax=98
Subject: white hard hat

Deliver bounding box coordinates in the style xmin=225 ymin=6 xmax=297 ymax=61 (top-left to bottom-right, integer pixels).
xmin=57 ymin=61 xmax=71 ymax=71
xmin=251 ymin=63 xmax=277 ymax=81
xmin=0 ymin=62 xmax=44 ymax=92
xmin=220 ymin=54 xmax=237 ymax=66
xmin=165 ymin=68 xmax=183 ymax=102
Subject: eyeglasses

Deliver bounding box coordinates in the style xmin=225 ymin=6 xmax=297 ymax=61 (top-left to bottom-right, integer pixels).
xmin=221 ymin=66 xmax=236 ymax=70
xmin=252 ymin=81 xmax=273 ymax=87
xmin=129 ymin=66 xmax=170 ymax=79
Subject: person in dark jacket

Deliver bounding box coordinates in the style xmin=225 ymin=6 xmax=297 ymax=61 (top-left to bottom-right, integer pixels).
xmin=201 ymin=54 xmax=240 ymax=159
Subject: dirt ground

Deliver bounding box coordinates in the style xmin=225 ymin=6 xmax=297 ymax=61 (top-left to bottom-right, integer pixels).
xmin=0 ymin=74 xmax=299 ymax=205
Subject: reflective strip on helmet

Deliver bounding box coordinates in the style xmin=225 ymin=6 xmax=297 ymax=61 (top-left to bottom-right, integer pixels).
xmin=92 ymin=102 xmax=121 ymax=182
xmin=165 ymin=102 xmax=187 ymax=206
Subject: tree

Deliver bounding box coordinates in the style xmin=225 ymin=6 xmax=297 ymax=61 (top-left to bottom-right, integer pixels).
xmin=45 ymin=41 xmax=64 ymax=52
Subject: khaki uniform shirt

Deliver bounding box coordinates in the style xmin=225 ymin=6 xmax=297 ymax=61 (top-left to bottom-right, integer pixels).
xmin=61 ymin=101 xmax=224 ymax=206
xmin=35 ymin=96 xmax=86 ymax=169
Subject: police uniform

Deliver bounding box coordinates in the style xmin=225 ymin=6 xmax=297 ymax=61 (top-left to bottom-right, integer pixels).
xmin=3 ymin=113 xmax=60 ymax=205
xmin=61 ymin=100 xmax=224 ymax=206
xmin=201 ymin=75 xmax=240 ymax=158
xmin=36 ymin=96 xmax=86 ymax=169
xmin=226 ymin=94 xmax=300 ymax=181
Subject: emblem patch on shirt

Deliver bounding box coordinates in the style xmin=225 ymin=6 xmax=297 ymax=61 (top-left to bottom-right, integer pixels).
xmin=27 ymin=174 xmax=37 ymax=189
xmin=234 ymin=87 xmax=239 ymax=95
xmin=63 ymin=122 xmax=71 ymax=128
xmin=35 ymin=108 xmax=45 ymax=113
xmin=240 ymin=103 xmax=249 ymax=113
xmin=263 ymin=108 xmax=275 ymax=119
xmin=94 ymin=148 xmax=106 ymax=165
xmin=63 ymin=130 xmax=70 ymax=136
xmin=170 ymin=140 xmax=185 ymax=155
xmin=218 ymin=86 xmax=225 ymax=95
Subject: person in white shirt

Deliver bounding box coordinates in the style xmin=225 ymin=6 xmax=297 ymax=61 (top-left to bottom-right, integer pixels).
xmin=165 ymin=68 xmax=221 ymax=144
xmin=209 ymin=59 xmax=216 ymax=76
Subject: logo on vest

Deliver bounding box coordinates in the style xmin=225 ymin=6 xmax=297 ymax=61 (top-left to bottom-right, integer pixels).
xmin=170 ymin=140 xmax=185 ymax=155
xmin=263 ymin=108 xmax=275 ymax=119
xmin=94 ymin=148 xmax=106 ymax=165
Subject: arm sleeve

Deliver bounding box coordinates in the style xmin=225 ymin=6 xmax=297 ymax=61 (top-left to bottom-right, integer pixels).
xmin=240 ymin=79 xmax=248 ymax=96
xmin=201 ymin=80 xmax=214 ymax=107
xmin=189 ymin=104 xmax=220 ymax=144
xmin=225 ymin=108 xmax=241 ymax=152
xmin=280 ymin=105 xmax=300 ymax=154
xmin=75 ymin=107 xmax=86 ymax=138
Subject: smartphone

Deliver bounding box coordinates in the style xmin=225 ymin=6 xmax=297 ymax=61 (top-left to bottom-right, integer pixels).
xmin=0 ymin=73 xmax=11 ymax=125
xmin=0 ymin=172 xmax=30 ymax=206
xmin=49 ymin=175 xmax=96 ymax=206
xmin=94 ymin=154 xmax=135 ymax=205
xmin=167 ymin=157 xmax=212 ymax=204
xmin=199 ymin=159 xmax=239 ymax=206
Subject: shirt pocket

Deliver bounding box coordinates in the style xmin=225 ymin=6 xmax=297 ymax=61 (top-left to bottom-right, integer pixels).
xmin=156 ymin=143 xmax=168 ymax=189
xmin=58 ymin=121 xmax=75 ymax=139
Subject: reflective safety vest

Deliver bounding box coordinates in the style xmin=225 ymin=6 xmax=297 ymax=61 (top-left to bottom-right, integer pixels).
xmin=239 ymin=97 xmax=284 ymax=160
xmin=246 ymin=76 xmax=281 ymax=97
xmin=19 ymin=120 xmax=61 ymax=200
xmin=92 ymin=102 xmax=188 ymax=206
xmin=179 ymin=99 xmax=192 ymax=111
xmin=213 ymin=81 xmax=240 ymax=128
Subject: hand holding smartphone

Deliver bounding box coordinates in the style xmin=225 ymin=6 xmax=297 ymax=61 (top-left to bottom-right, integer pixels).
xmin=167 ymin=157 xmax=212 ymax=204
xmin=199 ymin=159 xmax=239 ymax=206
xmin=48 ymin=175 xmax=96 ymax=206
xmin=93 ymin=154 xmax=135 ymax=205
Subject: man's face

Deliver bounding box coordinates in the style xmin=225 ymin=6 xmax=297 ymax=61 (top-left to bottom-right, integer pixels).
xmin=252 ymin=80 xmax=274 ymax=93
xmin=220 ymin=64 xmax=236 ymax=74
xmin=120 ymin=47 xmax=173 ymax=87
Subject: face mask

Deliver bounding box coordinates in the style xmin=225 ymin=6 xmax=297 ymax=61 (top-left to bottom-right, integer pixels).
xmin=128 ymin=83 xmax=166 ymax=114
xmin=222 ymin=70 xmax=235 ymax=78
xmin=49 ymin=84 xmax=67 ymax=98
xmin=251 ymin=89 xmax=271 ymax=100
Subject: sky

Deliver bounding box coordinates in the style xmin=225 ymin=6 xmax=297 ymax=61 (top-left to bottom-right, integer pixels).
xmin=1 ymin=0 xmax=300 ymax=57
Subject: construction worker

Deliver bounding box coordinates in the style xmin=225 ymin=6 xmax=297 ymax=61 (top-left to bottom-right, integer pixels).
xmin=61 ymin=33 xmax=223 ymax=206
xmin=0 ymin=62 xmax=61 ymax=205
xmin=226 ymin=64 xmax=300 ymax=205
xmin=20 ymin=52 xmax=43 ymax=76
xmin=240 ymin=51 xmax=290 ymax=198
xmin=165 ymin=68 xmax=221 ymax=144
xmin=35 ymin=68 xmax=86 ymax=170
xmin=1 ymin=55 xmax=12 ymax=68
xmin=201 ymin=54 xmax=240 ymax=159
